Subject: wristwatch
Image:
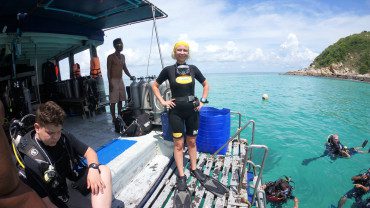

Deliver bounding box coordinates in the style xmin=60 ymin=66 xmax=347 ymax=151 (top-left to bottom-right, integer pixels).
xmin=200 ymin=98 xmax=208 ymax=103
xmin=88 ymin=163 xmax=100 ymax=170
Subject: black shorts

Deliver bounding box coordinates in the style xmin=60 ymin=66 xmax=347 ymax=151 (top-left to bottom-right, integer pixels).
xmin=70 ymin=168 xmax=90 ymax=196
xmin=169 ymin=101 xmax=199 ymax=138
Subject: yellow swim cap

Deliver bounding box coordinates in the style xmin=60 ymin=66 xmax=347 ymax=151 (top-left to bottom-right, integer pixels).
xmin=173 ymin=41 xmax=189 ymax=52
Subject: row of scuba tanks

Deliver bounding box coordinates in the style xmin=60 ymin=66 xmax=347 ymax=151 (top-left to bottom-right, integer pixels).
xmin=129 ymin=76 xmax=171 ymax=125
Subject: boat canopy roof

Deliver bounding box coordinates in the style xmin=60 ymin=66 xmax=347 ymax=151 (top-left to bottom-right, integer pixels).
xmin=0 ymin=0 xmax=167 ymax=61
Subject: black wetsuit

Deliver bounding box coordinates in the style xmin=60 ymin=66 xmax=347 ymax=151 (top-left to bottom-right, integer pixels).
xmin=343 ymin=174 xmax=370 ymax=202
xmin=156 ymin=63 xmax=206 ymax=137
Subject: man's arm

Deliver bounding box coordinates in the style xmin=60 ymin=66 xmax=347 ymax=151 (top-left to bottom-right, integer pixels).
xmin=293 ymin=197 xmax=299 ymax=208
xmin=0 ymin=101 xmax=47 ymax=207
xmin=84 ymin=147 xmax=106 ymax=195
xmin=42 ymin=197 xmax=58 ymax=208
xmin=354 ymin=184 xmax=369 ymax=192
xmin=107 ymin=56 xmax=112 ymax=81
xmin=122 ymin=55 xmax=132 ymax=79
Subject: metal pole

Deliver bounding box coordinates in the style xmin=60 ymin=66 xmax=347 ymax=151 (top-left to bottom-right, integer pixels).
xmin=151 ymin=5 xmax=164 ymax=69
xmin=34 ymin=43 xmax=41 ymax=104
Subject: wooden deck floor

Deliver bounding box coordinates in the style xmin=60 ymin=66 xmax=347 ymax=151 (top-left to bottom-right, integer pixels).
xmin=143 ymin=139 xmax=252 ymax=208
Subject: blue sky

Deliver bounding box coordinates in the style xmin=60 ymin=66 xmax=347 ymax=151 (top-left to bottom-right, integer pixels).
xmin=66 ymin=0 xmax=370 ymax=79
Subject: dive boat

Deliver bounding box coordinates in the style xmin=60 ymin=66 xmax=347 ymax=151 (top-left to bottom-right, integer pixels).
xmin=0 ymin=1 xmax=268 ymax=207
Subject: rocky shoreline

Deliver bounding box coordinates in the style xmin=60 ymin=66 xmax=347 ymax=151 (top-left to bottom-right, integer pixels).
xmin=284 ymin=64 xmax=370 ymax=83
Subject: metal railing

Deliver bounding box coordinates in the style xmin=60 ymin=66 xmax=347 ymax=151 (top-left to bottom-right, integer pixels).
xmin=211 ymin=111 xmax=268 ymax=207
xmin=241 ymin=145 xmax=268 ymax=206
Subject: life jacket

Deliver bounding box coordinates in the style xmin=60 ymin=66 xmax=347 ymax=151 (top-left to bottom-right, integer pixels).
xmin=72 ymin=63 xmax=81 ymax=78
xmin=90 ymin=56 xmax=102 ymax=78
xmin=265 ymin=178 xmax=293 ymax=203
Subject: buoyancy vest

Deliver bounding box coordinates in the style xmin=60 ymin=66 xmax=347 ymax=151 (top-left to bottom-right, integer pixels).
xmin=265 ymin=178 xmax=293 ymax=202
xmin=90 ymin=57 xmax=102 ymax=78
xmin=17 ymin=130 xmax=84 ymax=204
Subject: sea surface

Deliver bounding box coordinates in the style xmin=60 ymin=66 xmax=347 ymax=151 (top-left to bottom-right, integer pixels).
xmin=194 ymin=73 xmax=369 ymax=208
xmin=113 ymin=72 xmax=369 ymax=207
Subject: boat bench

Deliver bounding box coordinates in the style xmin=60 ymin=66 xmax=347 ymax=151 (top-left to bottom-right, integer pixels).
xmin=143 ymin=139 xmax=255 ymax=208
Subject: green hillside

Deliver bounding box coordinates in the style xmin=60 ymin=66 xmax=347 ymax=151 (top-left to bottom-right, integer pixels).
xmin=311 ymin=31 xmax=370 ymax=74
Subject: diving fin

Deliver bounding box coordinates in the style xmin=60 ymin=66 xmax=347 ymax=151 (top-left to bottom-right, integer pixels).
xmin=362 ymin=140 xmax=368 ymax=148
xmin=191 ymin=169 xmax=229 ymax=198
xmin=173 ymin=176 xmax=191 ymax=208
xmin=173 ymin=188 xmax=191 ymax=208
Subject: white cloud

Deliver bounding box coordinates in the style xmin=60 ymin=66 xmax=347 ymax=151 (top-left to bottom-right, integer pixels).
xmin=69 ymin=0 xmax=370 ymax=76
xmin=246 ymin=48 xmax=266 ymax=61
xmin=205 ymin=44 xmax=222 ymax=53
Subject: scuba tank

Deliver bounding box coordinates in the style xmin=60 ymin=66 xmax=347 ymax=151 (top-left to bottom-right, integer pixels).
xmin=137 ymin=77 xmax=146 ymax=108
xmin=140 ymin=76 xmax=152 ymax=114
xmin=149 ymin=78 xmax=171 ymax=125
xmin=129 ymin=77 xmax=140 ymax=116
xmin=22 ymin=82 xmax=32 ymax=114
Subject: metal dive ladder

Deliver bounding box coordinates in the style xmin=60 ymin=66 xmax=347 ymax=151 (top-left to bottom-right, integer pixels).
xmin=211 ymin=111 xmax=269 ymax=207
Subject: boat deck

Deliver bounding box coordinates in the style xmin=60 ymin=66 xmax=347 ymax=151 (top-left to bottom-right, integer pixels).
xmin=63 ymin=111 xmax=260 ymax=208
xmin=144 ymin=139 xmax=254 ymax=208
xmin=63 ymin=111 xmax=119 ymax=149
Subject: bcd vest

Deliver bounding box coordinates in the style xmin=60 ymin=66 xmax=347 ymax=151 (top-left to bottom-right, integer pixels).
xmin=17 ymin=130 xmax=84 ymax=204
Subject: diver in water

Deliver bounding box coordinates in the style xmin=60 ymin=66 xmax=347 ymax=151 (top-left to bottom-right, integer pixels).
xmin=302 ymin=134 xmax=368 ymax=165
xmin=338 ymin=169 xmax=370 ymax=208
xmin=261 ymin=176 xmax=299 ymax=208
xmin=326 ymin=134 xmax=368 ymax=158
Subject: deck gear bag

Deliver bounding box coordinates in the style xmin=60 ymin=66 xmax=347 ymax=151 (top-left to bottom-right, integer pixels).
xmin=115 ymin=111 xmax=152 ymax=137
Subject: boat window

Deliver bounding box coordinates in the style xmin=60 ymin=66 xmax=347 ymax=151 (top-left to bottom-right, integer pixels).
xmin=74 ymin=49 xmax=91 ymax=77
xmin=59 ymin=58 xmax=70 ymax=81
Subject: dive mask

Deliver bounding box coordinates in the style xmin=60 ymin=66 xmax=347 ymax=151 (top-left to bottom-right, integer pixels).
xmin=176 ymin=65 xmax=190 ymax=76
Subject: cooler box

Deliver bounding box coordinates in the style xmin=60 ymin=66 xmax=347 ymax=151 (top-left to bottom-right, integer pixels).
xmin=197 ymin=107 xmax=230 ymax=155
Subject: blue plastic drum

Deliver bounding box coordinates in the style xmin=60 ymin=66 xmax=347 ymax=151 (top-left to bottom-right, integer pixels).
xmin=196 ymin=107 xmax=230 ymax=155
xmin=161 ymin=112 xmax=173 ymax=141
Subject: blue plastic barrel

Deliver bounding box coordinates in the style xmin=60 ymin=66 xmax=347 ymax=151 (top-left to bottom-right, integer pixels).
xmin=161 ymin=112 xmax=173 ymax=141
xmin=196 ymin=107 xmax=230 ymax=155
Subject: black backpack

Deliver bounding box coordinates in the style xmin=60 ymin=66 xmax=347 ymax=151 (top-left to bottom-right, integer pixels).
xmin=115 ymin=110 xmax=152 ymax=137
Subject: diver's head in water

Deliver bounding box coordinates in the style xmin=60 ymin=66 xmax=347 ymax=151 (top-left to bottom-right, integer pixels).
xmin=329 ymin=134 xmax=339 ymax=144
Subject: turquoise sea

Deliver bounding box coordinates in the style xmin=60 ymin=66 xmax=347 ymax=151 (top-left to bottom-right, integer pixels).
xmin=196 ymin=73 xmax=370 ymax=208
xmin=115 ymin=72 xmax=369 ymax=207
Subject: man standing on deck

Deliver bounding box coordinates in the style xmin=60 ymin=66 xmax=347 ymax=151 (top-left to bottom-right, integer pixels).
xmin=107 ymin=38 xmax=135 ymax=123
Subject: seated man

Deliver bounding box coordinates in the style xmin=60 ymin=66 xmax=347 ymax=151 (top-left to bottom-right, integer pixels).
xmin=17 ymin=101 xmax=112 ymax=208
xmin=338 ymin=169 xmax=370 ymax=208
xmin=260 ymin=177 xmax=299 ymax=208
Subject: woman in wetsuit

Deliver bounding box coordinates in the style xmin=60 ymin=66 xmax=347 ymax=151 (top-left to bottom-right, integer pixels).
xmin=152 ymin=41 xmax=209 ymax=194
